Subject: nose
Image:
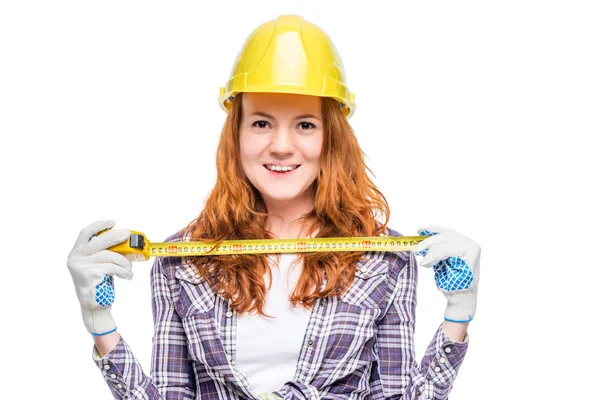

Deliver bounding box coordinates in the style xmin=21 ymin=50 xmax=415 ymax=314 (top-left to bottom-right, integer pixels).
xmin=269 ymin=127 xmax=295 ymax=155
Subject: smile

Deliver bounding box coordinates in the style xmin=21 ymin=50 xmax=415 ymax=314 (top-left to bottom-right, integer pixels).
xmin=263 ymin=164 xmax=301 ymax=175
xmin=264 ymin=164 xmax=300 ymax=172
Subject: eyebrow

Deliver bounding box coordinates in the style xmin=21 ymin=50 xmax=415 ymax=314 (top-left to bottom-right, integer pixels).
xmin=249 ymin=111 xmax=321 ymax=120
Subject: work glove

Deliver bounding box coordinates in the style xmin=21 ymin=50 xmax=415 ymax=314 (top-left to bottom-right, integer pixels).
xmin=67 ymin=220 xmax=134 ymax=336
xmin=411 ymin=225 xmax=481 ymax=322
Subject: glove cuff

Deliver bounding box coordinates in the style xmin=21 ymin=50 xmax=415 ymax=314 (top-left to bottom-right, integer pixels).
xmin=81 ymin=306 xmax=116 ymax=336
xmin=444 ymin=290 xmax=477 ymax=322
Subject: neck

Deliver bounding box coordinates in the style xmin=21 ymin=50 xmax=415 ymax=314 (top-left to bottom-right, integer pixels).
xmin=263 ymin=192 xmax=315 ymax=240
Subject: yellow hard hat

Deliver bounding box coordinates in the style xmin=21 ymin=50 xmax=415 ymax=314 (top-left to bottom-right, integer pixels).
xmin=218 ymin=14 xmax=356 ymax=118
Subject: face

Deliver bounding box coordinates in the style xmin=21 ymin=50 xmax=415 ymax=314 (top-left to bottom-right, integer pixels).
xmin=239 ymin=92 xmax=323 ymax=211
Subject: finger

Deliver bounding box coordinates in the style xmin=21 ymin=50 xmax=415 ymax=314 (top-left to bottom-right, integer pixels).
xmin=73 ymin=220 xmax=115 ymax=250
xmin=411 ymin=232 xmax=450 ymax=255
xmin=124 ymin=253 xmax=146 ymax=262
xmin=83 ymin=228 xmax=131 ymax=256
xmin=416 ymin=225 xmax=451 ymax=235
xmin=415 ymin=255 xmax=438 ymax=268
xmin=91 ymin=249 xmax=133 ymax=270
xmin=419 ymin=253 xmax=442 ymax=268
xmin=102 ymin=264 xmax=134 ymax=280
xmin=419 ymin=243 xmax=465 ymax=267
xmin=413 ymin=229 xmax=465 ymax=254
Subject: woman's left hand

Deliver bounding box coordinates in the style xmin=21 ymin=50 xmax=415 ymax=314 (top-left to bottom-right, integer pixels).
xmin=411 ymin=225 xmax=481 ymax=322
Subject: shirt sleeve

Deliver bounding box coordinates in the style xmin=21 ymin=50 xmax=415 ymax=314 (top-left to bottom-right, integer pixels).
xmin=375 ymin=251 xmax=469 ymax=400
xmin=92 ymin=257 xmax=197 ymax=399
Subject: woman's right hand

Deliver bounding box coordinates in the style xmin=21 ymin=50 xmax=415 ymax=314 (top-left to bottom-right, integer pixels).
xmin=67 ymin=220 xmax=133 ymax=336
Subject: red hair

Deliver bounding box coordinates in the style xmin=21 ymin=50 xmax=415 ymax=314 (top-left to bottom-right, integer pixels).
xmin=182 ymin=94 xmax=390 ymax=315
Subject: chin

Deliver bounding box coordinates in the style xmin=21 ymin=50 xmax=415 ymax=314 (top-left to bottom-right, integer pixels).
xmin=263 ymin=192 xmax=302 ymax=202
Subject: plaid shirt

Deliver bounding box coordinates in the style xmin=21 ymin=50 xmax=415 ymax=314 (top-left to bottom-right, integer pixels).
xmin=92 ymin=226 xmax=469 ymax=399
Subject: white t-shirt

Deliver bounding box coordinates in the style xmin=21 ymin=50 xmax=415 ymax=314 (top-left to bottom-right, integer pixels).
xmin=235 ymin=253 xmax=312 ymax=395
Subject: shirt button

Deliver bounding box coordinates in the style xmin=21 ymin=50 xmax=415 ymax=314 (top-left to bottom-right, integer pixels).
xmin=310 ymin=397 xmax=317 ymax=400
xmin=434 ymin=366 xmax=441 ymax=373
xmin=110 ymin=373 xmax=116 ymax=379
xmin=439 ymin=357 xmax=446 ymax=364
xmin=226 ymin=311 xmax=233 ymax=318
xmin=103 ymin=364 xmax=110 ymax=370
xmin=360 ymin=266 xmax=368 ymax=273
xmin=445 ymin=347 xmax=451 ymax=353
xmin=117 ymin=384 xmax=122 ymax=389
xmin=307 ymin=339 xmax=314 ymax=347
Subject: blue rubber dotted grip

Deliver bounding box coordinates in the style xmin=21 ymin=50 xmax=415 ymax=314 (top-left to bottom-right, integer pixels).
xmin=88 ymin=227 xmax=116 ymax=307
xmin=417 ymin=229 xmax=473 ymax=291
xmin=95 ymin=275 xmax=115 ymax=306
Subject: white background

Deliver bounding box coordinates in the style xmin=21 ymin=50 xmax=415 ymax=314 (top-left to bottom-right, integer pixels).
xmin=1 ymin=1 xmax=598 ymax=398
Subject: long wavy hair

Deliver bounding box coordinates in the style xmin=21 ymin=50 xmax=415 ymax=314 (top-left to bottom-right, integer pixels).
xmin=182 ymin=93 xmax=390 ymax=316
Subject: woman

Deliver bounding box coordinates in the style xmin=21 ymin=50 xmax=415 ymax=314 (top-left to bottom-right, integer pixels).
xmin=67 ymin=15 xmax=481 ymax=399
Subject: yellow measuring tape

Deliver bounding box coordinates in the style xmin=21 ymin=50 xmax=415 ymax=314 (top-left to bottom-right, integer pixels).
xmin=106 ymin=230 xmax=429 ymax=261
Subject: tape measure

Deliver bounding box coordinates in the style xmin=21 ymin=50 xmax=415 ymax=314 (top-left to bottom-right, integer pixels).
xmin=104 ymin=230 xmax=430 ymax=261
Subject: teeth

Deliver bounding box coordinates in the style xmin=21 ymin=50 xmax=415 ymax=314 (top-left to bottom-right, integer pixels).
xmin=266 ymin=164 xmax=297 ymax=172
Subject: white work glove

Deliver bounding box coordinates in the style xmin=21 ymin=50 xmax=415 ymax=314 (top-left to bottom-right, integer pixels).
xmin=411 ymin=225 xmax=481 ymax=322
xmin=67 ymin=220 xmax=134 ymax=336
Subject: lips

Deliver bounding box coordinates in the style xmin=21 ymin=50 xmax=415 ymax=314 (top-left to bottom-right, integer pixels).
xmin=263 ymin=164 xmax=301 ymax=171
xmin=263 ymin=164 xmax=301 ymax=175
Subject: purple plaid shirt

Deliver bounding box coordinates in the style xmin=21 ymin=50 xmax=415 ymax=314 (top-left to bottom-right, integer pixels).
xmin=92 ymin=226 xmax=469 ymax=399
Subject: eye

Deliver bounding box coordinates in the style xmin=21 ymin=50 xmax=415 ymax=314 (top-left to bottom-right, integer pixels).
xmin=298 ymin=122 xmax=317 ymax=130
xmin=252 ymin=120 xmax=270 ymax=129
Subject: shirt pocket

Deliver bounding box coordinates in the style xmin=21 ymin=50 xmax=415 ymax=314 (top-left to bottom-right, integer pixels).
xmin=174 ymin=265 xmax=216 ymax=318
xmin=320 ymin=258 xmax=391 ymax=376
xmin=339 ymin=257 xmax=390 ymax=310
xmin=175 ymin=273 xmax=231 ymax=373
